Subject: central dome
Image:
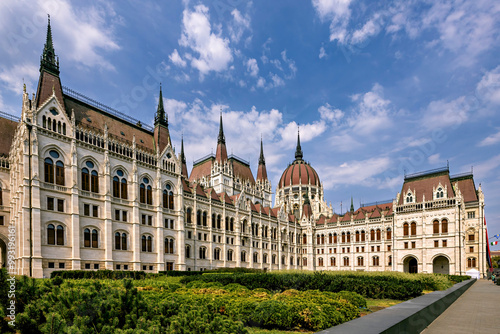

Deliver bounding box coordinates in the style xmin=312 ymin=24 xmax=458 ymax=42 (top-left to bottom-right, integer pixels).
xmin=278 ymin=130 xmax=320 ymax=188
xmin=279 ymin=160 xmax=320 ymax=188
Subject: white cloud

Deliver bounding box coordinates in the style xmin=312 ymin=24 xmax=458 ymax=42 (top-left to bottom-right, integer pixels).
xmin=477 ymin=65 xmax=500 ymax=105
xmin=472 ymin=154 xmax=500 ymax=180
xmin=311 ymin=0 xmax=353 ymax=43
xmin=318 ymin=103 xmax=343 ymax=125
xmin=319 ymin=157 xmax=392 ymax=190
xmin=348 ymin=83 xmax=392 ymax=135
xmin=423 ymin=96 xmax=470 ymax=129
xmin=428 ymin=153 xmax=441 ymax=165
xmin=169 ymin=49 xmax=186 ymax=68
xmin=351 ymin=13 xmax=383 ymax=45
xmin=0 ymin=0 xmax=120 ymax=72
xmin=229 ymin=9 xmax=251 ymax=43
xmin=319 ymin=46 xmax=327 ymax=59
xmin=479 ymin=129 xmax=500 ymax=147
xmin=0 ymin=63 xmax=38 ymax=94
xmin=246 ymin=58 xmax=259 ymax=77
xmin=164 ymin=98 xmax=187 ymax=125
xmin=179 ymin=5 xmax=233 ymax=77
xmin=270 ymin=73 xmax=284 ymax=88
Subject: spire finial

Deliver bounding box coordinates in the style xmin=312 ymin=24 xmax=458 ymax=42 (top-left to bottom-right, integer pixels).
xmin=350 ymin=196 xmax=354 ymax=213
xmin=181 ymin=134 xmax=186 ymax=164
xmin=295 ymin=125 xmax=303 ymax=160
xmin=259 ymin=136 xmax=265 ymax=165
xmin=217 ymin=111 xmax=225 ymax=144
xmin=155 ymin=84 xmax=167 ymax=126
xmin=40 ymin=14 xmax=59 ymax=75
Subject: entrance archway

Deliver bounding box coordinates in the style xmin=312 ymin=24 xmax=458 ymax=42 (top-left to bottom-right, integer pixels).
xmin=404 ymin=256 xmax=418 ymax=273
xmin=433 ymin=255 xmax=449 ymax=274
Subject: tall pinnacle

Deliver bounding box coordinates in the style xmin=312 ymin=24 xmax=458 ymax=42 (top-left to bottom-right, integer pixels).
xmin=217 ymin=111 xmax=225 ymax=144
xmin=259 ymin=137 xmax=265 ymax=165
xmin=350 ymin=196 xmax=354 ymax=213
xmin=155 ymin=84 xmax=168 ymax=126
xmin=257 ymin=137 xmax=268 ymax=182
xmin=215 ymin=112 xmax=228 ymax=163
xmin=180 ymin=135 xmax=188 ymax=178
xmin=295 ymin=128 xmax=303 ymax=160
xmin=40 ymin=15 xmax=59 ymax=75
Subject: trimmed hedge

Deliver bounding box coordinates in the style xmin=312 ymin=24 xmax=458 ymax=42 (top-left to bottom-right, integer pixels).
xmin=50 ymin=270 xmax=146 ymax=279
xmin=180 ymin=272 xmax=425 ymax=300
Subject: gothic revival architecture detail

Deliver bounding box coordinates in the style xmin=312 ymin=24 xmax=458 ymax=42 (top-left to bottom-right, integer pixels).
xmin=0 ymin=21 xmax=488 ymax=278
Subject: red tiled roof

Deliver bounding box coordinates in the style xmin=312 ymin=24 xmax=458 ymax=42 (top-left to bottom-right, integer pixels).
xmin=270 ymin=208 xmax=279 ymax=218
xmin=452 ymin=177 xmax=478 ymax=203
xmin=354 ymin=210 xmax=365 ymax=220
xmin=398 ymin=171 xmax=454 ymax=205
xmin=0 ymin=116 xmax=18 ymax=157
xmin=257 ymin=163 xmax=268 ymax=182
xmin=288 ymin=214 xmax=296 ymax=223
xmin=302 ymin=203 xmax=312 ymax=219
xmin=35 ymin=71 xmax=64 ymax=109
xmin=189 ymin=158 xmax=213 ymax=183
xmin=218 ymin=192 xmax=234 ymax=205
xmin=215 ymin=142 xmax=228 ymax=163
xmin=182 ymin=180 xmax=192 ymax=193
xmin=327 ymin=214 xmax=339 ymax=223
xmin=232 ymin=158 xmax=256 ymax=184
xmin=229 ymin=193 xmax=241 ymax=203
xmin=341 ymin=212 xmax=351 ymax=222
xmin=316 ymin=215 xmax=326 ymax=225
xmin=249 ymin=201 xmax=258 ymax=212
xmin=370 ymin=208 xmax=382 ymax=218
xmin=194 ymin=184 xmax=207 ymax=198
xmin=262 ymin=206 xmax=271 ymax=216
xmin=254 ymin=203 xmax=262 ymax=213
xmin=65 ymin=96 xmax=155 ymax=151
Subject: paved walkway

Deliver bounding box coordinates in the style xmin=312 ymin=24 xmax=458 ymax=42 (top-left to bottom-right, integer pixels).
xmin=421 ymin=279 xmax=500 ymax=334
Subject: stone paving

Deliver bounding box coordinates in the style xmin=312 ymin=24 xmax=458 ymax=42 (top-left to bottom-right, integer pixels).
xmin=421 ymin=279 xmax=500 ymax=334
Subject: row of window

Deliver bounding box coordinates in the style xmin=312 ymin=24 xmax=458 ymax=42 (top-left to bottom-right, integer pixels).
xmin=42 ymin=115 xmax=67 ymax=135
xmin=315 ymin=229 xmax=391 ymax=245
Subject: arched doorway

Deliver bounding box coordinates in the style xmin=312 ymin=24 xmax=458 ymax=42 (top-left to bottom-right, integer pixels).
xmin=404 ymin=256 xmax=418 ymax=273
xmin=433 ymin=256 xmax=449 ymax=274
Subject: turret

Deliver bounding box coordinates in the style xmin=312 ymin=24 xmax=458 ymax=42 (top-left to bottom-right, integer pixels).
xmin=153 ymin=84 xmax=171 ymax=153
xmin=256 ymin=137 xmax=268 ymax=182
xmin=215 ymin=112 xmax=228 ymax=163
xmin=180 ymin=136 xmax=188 ymax=179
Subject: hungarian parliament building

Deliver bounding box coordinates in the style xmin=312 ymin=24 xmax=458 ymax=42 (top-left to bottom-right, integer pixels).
xmin=0 ymin=21 xmax=489 ymax=278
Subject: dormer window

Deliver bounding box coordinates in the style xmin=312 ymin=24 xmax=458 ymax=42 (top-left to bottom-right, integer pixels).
xmin=436 ymin=187 xmax=444 ymax=199
xmin=406 ymin=192 xmax=413 ymax=203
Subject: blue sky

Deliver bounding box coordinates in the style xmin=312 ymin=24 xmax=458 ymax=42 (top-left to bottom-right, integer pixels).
xmin=1 ymin=0 xmax=500 ymax=249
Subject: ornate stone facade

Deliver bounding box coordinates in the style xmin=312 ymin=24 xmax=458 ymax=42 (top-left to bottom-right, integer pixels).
xmin=0 ymin=21 xmax=488 ymax=278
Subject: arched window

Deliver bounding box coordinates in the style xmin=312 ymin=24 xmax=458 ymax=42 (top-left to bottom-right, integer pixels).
xmin=165 ymin=238 xmax=174 ymax=254
xmin=185 ymin=245 xmax=191 ymax=258
xmin=121 ymin=233 xmax=127 ymax=250
xmin=217 ymin=215 xmax=221 ymax=229
xmin=343 ymin=257 xmax=349 ymax=266
xmin=321 ymin=234 xmax=325 ymax=244
xmin=214 ymin=248 xmax=221 ymax=260
xmin=142 ymin=236 xmax=146 ymax=251
xmin=441 ymin=219 xmax=448 ymax=233
xmin=386 ymin=228 xmax=392 ymax=240
xmin=355 ymin=231 xmax=360 ymax=242
xmin=329 ymin=233 xmax=333 ymax=244
xmin=436 ymin=187 xmax=444 ymax=199
xmin=433 ymin=220 xmax=439 ymax=234
xmin=370 ymin=229 xmax=375 ymax=240
xmin=242 ymin=219 xmax=247 ymax=233
xmin=91 ymin=171 xmax=99 ymax=193
xmin=361 ymin=230 xmax=366 ymax=242
xmin=140 ymin=177 xmax=152 ymax=204
xmin=467 ymin=257 xmax=476 ymax=268
xmin=241 ymin=251 xmax=247 ymax=262
xmin=388 ymin=255 xmax=392 ymax=266
xmin=92 ymin=229 xmax=98 ymax=248
xmin=357 ymin=256 xmax=364 ymax=266
xmin=346 ymin=232 xmax=351 ymax=243
xmin=44 ymin=158 xmax=54 ymax=183
xmin=63 ymin=123 xmax=66 ymax=135
xmin=330 ymin=257 xmax=336 ymax=266
xmin=373 ymin=256 xmax=380 ymax=266
xmin=82 ymin=168 xmax=90 ymax=191
xmin=403 ymin=223 xmax=409 ymax=236
xmin=142 ymin=235 xmax=152 ymax=252
xmin=186 ymin=208 xmax=192 ymax=224
xmin=290 ymin=256 xmax=294 ymax=266
xmin=0 ymin=185 xmax=3 ymax=206
xmin=197 ymin=210 xmax=202 ymax=226
xmin=47 ymin=224 xmax=55 ymax=245
xmin=225 ymin=217 xmax=229 ymax=231
xmin=317 ymin=235 xmax=320 ymax=244
xmin=376 ymin=229 xmax=381 ymax=240
xmin=115 ymin=232 xmax=121 ymax=250
xmin=147 ymin=236 xmax=152 ymax=252
xmin=303 ymin=234 xmax=307 ymax=245
xmin=318 ymin=257 xmax=323 ymax=266
xmin=410 ymin=223 xmax=416 ymax=236
xmin=56 ymin=225 xmax=64 ymax=245
xmin=230 ymin=218 xmax=234 ymax=231
xmin=42 ymin=115 xmax=46 ymax=128
xmin=113 ymin=169 xmax=127 ymax=199
xmin=333 ymin=233 xmax=337 ymax=243
xmin=281 ymin=255 xmax=286 ymax=265
xmin=341 ymin=232 xmax=346 ymax=243
xmin=55 ymin=161 xmax=65 ymax=186
xmin=253 ymin=252 xmax=259 ymax=263
xmin=84 ymin=228 xmax=91 ymax=247
xmin=199 ymin=247 xmax=206 ymax=259
xmin=212 ymin=214 xmax=216 ymax=228
xmin=228 ymin=250 xmax=234 ymax=261
xmin=272 ymin=254 xmax=276 ymax=264
xmin=406 ymin=192 xmax=413 ymax=203
xmin=203 ymin=212 xmax=207 ymax=226
xmin=163 ymin=184 xmax=174 ymax=209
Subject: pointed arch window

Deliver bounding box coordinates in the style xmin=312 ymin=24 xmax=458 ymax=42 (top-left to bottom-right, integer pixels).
xmin=403 ymin=223 xmax=409 ymax=236
xmin=142 ymin=235 xmax=153 ymax=252
xmin=203 ymin=212 xmax=207 ymax=227
xmin=165 ymin=238 xmax=174 ymax=254
xmin=376 ymin=229 xmax=381 ymax=240
xmin=0 ymin=185 xmax=2 ymax=206
xmin=113 ymin=169 xmax=127 ymax=199
xmin=370 ymin=229 xmax=375 ymax=240
xmin=386 ymin=228 xmax=392 ymax=240
xmin=330 ymin=257 xmax=336 ymax=266
xmin=361 ymin=230 xmax=366 ymax=241
xmin=436 ymin=187 xmax=444 ymax=199
xmin=441 ymin=219 xmax=448 ymax=233
xmin=186 ymin=208 xmax=192 ymax=224
xmin=56 ymin=225 xmax=64 ymax=245
xmin=47 ymin=224 xmax=55 ymax=245
xmin=115 ymin=232 xmax=128 ymax=250
xmin=44 ymin=158 xmax=54 ymax=183
xmin=410 ymin=223 xmax=417 ymax=236
xmin=163 ymin=184 xmax=174 ymax=209
xmin=185 ymin=245 xmax=191 ymax=258
xmin=241 ymin=251 xmax=247 ymax=262
xmin=197 ymin=210 xmax=202 ymax=226
xmin=433 ymin=220 xmax=440 ymax=234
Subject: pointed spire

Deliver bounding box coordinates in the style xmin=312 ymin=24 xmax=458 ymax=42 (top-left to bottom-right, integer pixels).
xmin=217 ymin=111 xmax=225 ymax=144
xmin=259 ymin=136 xmax=265 ymax=165
xmin=302 ymin=192 xmax=312 ymax=219
xmin=215 ymin=111 xmax=228 ymax=163
xmin=40 ymin=15 xmax=59 ymax=75
xmin=180 ymin=135 xmax=189 ymax=179
xmin=155 ymin=84 xmax=168 ymax=126
xmin=350 ymin=196 xmax=354 ymax=213
xmin=257 ymin=137 xmax=268 ymax=182
xmin=295 ymin=127 xmax=303 ymax=160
